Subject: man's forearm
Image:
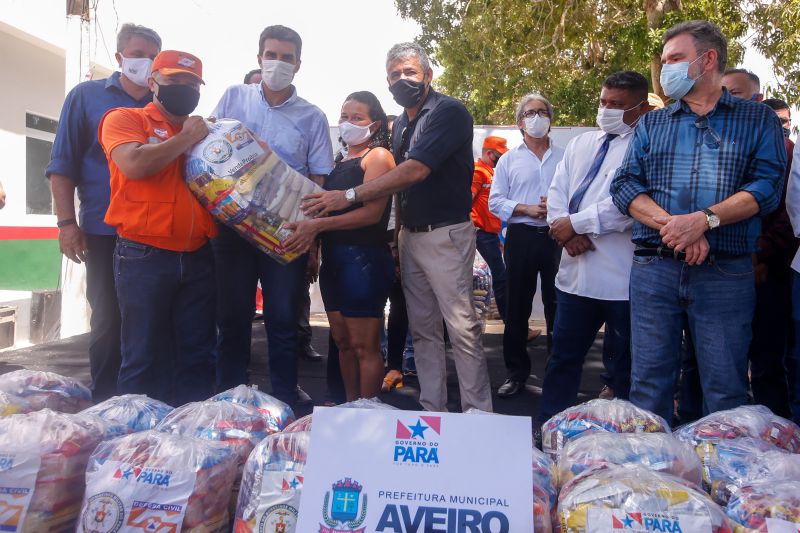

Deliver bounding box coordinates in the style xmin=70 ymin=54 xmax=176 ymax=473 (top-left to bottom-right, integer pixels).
xmin=710 ymin=191 xmax=760 ymax=226
xmin=354 ymin=159 xmax=429 ymax=203
xmin=114 ymin=134 xmax=195 ymax=180
xmin=629 ymin=193 xmax=670 ymax=230
xmin=50 ymin=173 xmax=78 ymax=222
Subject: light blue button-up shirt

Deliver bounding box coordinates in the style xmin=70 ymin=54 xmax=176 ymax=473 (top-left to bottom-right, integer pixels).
xmin=489 ymin=141 xmax=565 ymax=226
xmin=211 ymin=83 xmax=334 ymax=177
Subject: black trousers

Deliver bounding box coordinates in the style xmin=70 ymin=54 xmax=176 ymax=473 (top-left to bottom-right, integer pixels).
xmin=502 ymin=224 xmax=558 ymax=382
xmin=386 ymin=277 xmax=409 ymax=372
xmin=85 ymin=234 xmax=122 ymax=402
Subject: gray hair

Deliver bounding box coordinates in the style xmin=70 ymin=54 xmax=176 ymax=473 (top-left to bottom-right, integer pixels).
xmin=116 ymin=23 xmax=162 ymax=53
xmin=386 ymin=42 xmax=431 ymax=73
xmin=515 ymin=93 xmax=554 ymax=123
xmin=663 ymin=20 xmax=728 ymax=73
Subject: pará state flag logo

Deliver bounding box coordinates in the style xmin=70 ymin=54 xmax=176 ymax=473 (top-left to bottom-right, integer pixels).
xmin=393 ymin=416 xmax=442 ymax=465
xmin=282 ymin=475 xmax=304 ymax=491
xmin=588 ymin=508 xmax=712 ymax=533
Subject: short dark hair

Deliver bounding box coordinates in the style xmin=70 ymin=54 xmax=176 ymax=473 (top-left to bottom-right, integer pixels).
xmin=116 ymin=23 xmax=161 ymax=53
xmin=243 ymin=68 xmax=261 ymax=84
xmin=603 ymin=71 xmax=649 ymax=101
xmin=723 ymin=68 xmax=760 ymax=90
xmin=335 ymin=91 xmax=391 ymax=163
xmin=663 ymin=20 xmax=728 ymax=73
xmin=763 ymin=98 xmax=790 ymax=112
xmin=258 ymin=25 xmax=302 ymax=60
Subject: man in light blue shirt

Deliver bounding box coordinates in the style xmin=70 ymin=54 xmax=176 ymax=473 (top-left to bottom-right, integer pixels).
xmin=489 ymin=93 xmax=565 ymax=398
xmin=211 ymin=25 xmax=333 ymax=406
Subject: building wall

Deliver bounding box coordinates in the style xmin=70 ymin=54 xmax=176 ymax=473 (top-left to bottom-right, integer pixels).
xmin=0 ymin=22 xmax=66 ymax=292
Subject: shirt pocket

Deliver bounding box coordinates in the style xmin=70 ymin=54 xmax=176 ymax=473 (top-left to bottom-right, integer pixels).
xmin=123 ymin=177 xmax=176 ymax=237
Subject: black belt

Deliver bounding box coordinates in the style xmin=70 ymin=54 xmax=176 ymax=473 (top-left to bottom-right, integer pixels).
xmin=508 ymin=223 xmax=550 ymax=234
xmin=403 ymin=216 xmax=470 ymax=233
xmin=634 ymin=246 xmax=746 ymax=262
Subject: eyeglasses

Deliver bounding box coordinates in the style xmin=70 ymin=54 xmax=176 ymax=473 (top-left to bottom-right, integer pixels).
xmin=694 ymin=116 xmax=721 ymax=149
xmin=522 ymin=109 xmax=550 ymax=119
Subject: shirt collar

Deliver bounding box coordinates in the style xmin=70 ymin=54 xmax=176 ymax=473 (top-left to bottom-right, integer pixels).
xmin=668 ymin=87 xmax=735 ymax=116
xmin=596 ymin=128 xmax=634 ymax=141
xmin=517 ymin=138 xmax=552 ymax=162
xmin=142 ymin=102 xmax=176 ymax=127
xmin=260 ymin=83 xmax=298 ymax=109
xmin=401 ymin=89 xmax=441 ymax=124
xmin=105 ymin=71 xmax=124 ymax=91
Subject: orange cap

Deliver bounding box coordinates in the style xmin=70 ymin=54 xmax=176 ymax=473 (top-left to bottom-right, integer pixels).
xmin=482 ymin=135 xmax=509 ymax=154
xmin=152 ymin=50 xmax=204 ymax=84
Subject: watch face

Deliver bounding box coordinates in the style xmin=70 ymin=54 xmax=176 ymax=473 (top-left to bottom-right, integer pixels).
xmin=709 ymin=215 xmax=720 ymax=228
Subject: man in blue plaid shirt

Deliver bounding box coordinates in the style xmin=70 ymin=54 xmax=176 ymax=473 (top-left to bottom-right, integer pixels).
xmin=610 ymin=20 xmax=786 ymax=424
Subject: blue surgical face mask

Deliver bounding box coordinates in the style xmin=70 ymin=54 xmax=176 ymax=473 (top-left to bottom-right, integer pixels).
xmin=660 ymin=51 xmax=708 ymax=101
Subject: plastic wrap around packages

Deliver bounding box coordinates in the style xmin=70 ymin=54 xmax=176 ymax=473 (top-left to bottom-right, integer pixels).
xmin=156 ymin=400 xmax=269 ymax=468
xmin=692 ymin=437 xmax=800 ymax=505
xmin=532 ymin=446 xmax=558 ymax=533
xmin=185 ymin=119 xmax=324 ymax=264
xmin=0 ymin=391 xmax=32 ymax=417
xmin=674 ymin=405 xmax=800 ymax=453
xmin=283 ymin=397 xmax=398 ymax=434
xmin=78 ymin=430 xmax=238 ymax=533
xmin=557 ymin=465 xmax=734 ymax=533
xmin=233 ymin=430 xmax=310 ymax=533
xmin=541 ymin=399 xmax=669 ymax=460
xmin=81 ymin=394 xmax=174 ymax=438
xmin=0 ymin=409 xmax=105 ymax=532
xmin=0 ymin=369 xmax=92 ymax=413
xmin=473 ymin=252 xmax=493 ymax=328
xmin=210 ymin=385 xmax=295 ymax=434
xmin=557 ymin=432 xmax=703 ymax=489
xmin=725 ymin=479 xmax=800 ymax=532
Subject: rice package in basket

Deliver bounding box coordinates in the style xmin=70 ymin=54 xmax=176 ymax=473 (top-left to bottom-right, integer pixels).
xmin=210 ymin=385 xmax=295 ymax=434
xmin=0 ymin=409 xmax=105 ymax=532
xmin=541 ymin=399 xmax=669 ymax=460
xmin=78 ymin=430 xmax=238 ymax=533
xmin=185 ymin=119 xmax=324 ymax=264
xmin=234 ymin=430 xmax=310 ymax=533
xmin=0 ymin=368 xmax=91 ymax=413
xmin=81 ymin=394 xmax=174 ymax=438
xmin=557 ymin=465 xmax=734 ymax=533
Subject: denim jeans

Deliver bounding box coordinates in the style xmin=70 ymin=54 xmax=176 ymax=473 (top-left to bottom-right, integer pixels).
xmin=212 ymin=224 xmax=307 ymax=404
xmin=538 ymin=289 xmax=631 ymax=425
xmin=114 ymin=238 xmax=215 ymax=406
xmin=629 ymin=254 xmax=754 ymax=424
xmin=85 ymin=234 xmax=122 ymax=402
xmin=789 ymin=271 xmax=800 ymax=424
xmin=475 ymin=229 xmax=508 ymax=321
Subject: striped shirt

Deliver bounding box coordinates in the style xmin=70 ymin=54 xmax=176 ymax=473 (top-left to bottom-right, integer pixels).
xmin=610 ymin=89 xmax=787 ymax=255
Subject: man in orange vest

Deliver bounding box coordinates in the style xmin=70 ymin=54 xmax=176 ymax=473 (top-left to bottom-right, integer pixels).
xmin=472 ymin=136 xmax=509 ymax=321
xmin=98 ymin=50 xmax=217 ymax=405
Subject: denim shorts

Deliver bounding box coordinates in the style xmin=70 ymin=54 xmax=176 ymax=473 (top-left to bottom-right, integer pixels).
xmin=320 ymin=242 xmax=394 ymax=318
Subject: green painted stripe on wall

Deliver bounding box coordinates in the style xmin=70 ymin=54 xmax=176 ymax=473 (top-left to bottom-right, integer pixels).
xmin=0 ymin=240 xmax=61 ymax=290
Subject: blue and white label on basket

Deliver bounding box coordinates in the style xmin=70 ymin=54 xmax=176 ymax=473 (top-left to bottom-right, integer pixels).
xmin=254 ymin=471 xmax=302 ymax=533
xmin=587 ymin=508 xmax=712 ymax=533
xmin=0 ymin=449 xmax=40 ymax=532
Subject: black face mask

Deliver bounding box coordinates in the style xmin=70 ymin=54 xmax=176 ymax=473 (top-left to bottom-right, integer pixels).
xmin=784 ymin=127 xmax=791 ymax=138
xmin=154 ymin=81 xmax=200 ymax=116
xmin=390 ymin=78 xmax=427 ymax=108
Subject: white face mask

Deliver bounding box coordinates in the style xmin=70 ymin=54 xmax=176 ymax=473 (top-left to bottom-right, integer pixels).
xmin=339 ymin=121 xmax=375 ymax=147
xmin=261 ymin=59 xmax=295 ymax=92
xmin=523 ymin=115 xmax=550 ymax=138
xmin=596 ymin=103 xmax=642 ymax=135
xmin=121 ymin=56 xmax=153 ymax=88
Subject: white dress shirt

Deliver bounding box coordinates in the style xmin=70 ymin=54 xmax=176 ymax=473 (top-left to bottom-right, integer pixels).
xmin=547 ymin=129 xmax=635 ymax=301
xmin=489 ymin=141 xmax=565 ymax=226
xmin=785 ymin=141 xmax=800 ymax=272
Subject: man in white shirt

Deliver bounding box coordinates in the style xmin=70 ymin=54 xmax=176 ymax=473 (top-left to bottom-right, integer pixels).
xmin=489 ymin=94 xmax=565 ymax=398
xmin=783 ymin=140 xmax=800 ymax=425
xmin=537 ymin=71 xmax=649 ymax=427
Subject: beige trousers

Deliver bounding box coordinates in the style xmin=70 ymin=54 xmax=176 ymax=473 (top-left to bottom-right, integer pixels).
xmin=399 ymin=221 xmax=493 ymax=412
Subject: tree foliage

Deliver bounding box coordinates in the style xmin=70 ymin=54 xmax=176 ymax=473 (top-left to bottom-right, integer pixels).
xmin=394 ymin=0 xmax=796 ymax=125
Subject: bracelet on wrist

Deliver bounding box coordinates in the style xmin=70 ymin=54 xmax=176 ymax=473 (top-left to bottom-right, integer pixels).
xmin=57 ymin=218 xmax=77 ymax=228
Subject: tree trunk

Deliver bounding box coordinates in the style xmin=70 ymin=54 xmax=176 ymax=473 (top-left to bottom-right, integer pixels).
xmin=644 ymin=0 xmax=683 ymax=100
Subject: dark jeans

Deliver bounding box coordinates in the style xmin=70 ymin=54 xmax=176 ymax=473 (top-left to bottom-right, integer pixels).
xmin=297 ymin=282 xmax=313 ymax=355
xmin=789 ymin=271 xmax=800 ymax=424
xmin=85 ymin=234 xmax=122 ymax=402
xmin=502 ymin=224 xmax=558 ymax=382
xmin=212 ymin=224 xmax=307 ymax=404
xmin=386 ymin=277 xmax=409 ymax=372
xmin=677 ymin=321 xmax=704 ymax=424
xmin=538 ymin=289 xmax=631 ymax=424
xmin=476 ymin=229 xmax=508 ymax=321
xmin=114 ymin=238 xmax=215 ymax=406
xmin=749 ymin=267 xmax=793 ymax=418
xmin=629 ymin=254 xmax=754 ymax=423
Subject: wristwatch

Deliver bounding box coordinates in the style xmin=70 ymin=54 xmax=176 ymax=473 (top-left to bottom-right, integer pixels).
xmin=345 ymin=188 xmax=357 ymax=204
xmin=702 ymin=208 xmax=720 ymax=230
